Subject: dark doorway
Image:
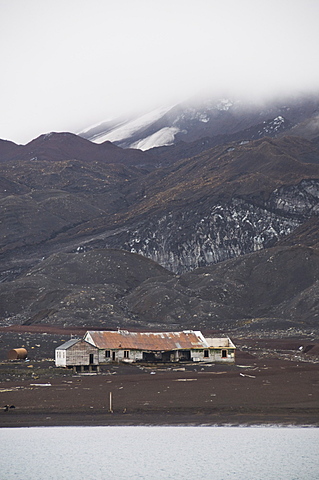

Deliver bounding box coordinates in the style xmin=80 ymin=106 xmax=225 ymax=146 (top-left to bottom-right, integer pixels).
xmin=162 ymin=351 xmax=174 ymax=362
xmin=179 ymin=350 xmax=191 ymax=361
xmin=89 ymin=354 xmax=94 ymax=364
xmin=143 ymin=352 xmax=156 ymax=362
xmin=112 ymin=351 xmax=116 ymax=361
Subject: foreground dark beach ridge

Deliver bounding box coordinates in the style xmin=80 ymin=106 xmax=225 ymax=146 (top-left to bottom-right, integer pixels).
xmin=0 ymin=331 xmax=318 ymax=428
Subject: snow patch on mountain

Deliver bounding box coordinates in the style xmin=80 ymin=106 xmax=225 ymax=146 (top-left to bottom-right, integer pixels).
xmin=216 ymin=99 xmax=234 ymax=111
xmin=90 ymin=106 xmax=173 ymax=144
xmin=130 ymin=127 xmax=181 ymax=150
xmin=258 ymin=116 xmax=286 ymax=135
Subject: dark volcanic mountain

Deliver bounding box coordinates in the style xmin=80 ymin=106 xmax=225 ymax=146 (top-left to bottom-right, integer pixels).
xmin=0 ymin=249 xmax=173 ymax=328
xmin=147 ymin=116 xmax=293 ymax=166
xmin=1 ymin=111 xmax=319 ymax=333
xmin=0 ymin=139 xmax=24 ymax=159
xmin=57 ymin=136 xmax=319 ymax=274
xmin=0 ymin=132 xmax=154 ymax=167
xmin=1 ymin=244 xmax=319 ymax=332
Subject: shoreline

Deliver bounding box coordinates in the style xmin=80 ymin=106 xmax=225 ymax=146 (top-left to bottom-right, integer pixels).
xmin=1 ymin=333 xmax=318 ymax=429
xmin=2 ymin=411 xmax=319 ymax=428
xmin=0 ymin=415 xmax=319 ymax=429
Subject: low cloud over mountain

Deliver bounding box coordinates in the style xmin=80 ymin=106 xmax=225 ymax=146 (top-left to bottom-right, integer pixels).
xmin=80 ymin=94 xmax=319 ymax=151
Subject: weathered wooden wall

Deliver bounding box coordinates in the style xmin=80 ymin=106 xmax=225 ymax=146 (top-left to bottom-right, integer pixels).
xmin=56 ymin=341 xmax=98 ymax=367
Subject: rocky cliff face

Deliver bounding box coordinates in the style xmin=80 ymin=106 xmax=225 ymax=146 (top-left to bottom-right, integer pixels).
xmin=104 ymin=179 xmax=319 ymax=273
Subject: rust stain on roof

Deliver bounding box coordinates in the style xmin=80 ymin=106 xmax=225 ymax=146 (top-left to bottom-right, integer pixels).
xmin=86 ymin=330 xmax=207 ymax=351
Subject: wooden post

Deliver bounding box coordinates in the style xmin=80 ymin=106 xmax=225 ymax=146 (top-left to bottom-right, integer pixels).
xmin=109 ymin=391 xmax=113 ymax=413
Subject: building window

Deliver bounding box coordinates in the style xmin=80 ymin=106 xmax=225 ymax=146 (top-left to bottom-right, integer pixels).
xmin=123 ymin=350 xmax=130 ymax=359
xmin=222 ymin=350 xmax=227 ymax=358
xmin=105 ymin=350 xmax=111 ymax=358
xmin=204 ymin=350 xmax=209 ymax=358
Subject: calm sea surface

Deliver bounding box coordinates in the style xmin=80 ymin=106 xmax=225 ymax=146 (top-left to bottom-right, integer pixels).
xmin=0 ymin=426 xmax=318 ymax=480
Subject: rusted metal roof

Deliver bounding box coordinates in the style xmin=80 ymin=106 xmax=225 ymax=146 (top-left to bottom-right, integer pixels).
xmin=85 ymin=330 xmax=208 ymax=351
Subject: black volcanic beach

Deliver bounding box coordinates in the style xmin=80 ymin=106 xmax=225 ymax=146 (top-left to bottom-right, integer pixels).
xmin=1 ymin=328 xmax=318 ymax=428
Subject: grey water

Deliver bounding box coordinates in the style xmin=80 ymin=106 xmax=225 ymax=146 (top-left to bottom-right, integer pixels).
xmin=0 ymin=426 xmax=318 ymax=480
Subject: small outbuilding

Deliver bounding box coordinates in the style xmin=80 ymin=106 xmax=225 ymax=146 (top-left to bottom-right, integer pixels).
xmin=55 ymin=338 xmax=100 ymax=373
xmin=203 ymin=337 xmax=236 ymax=362
xmin=8 ymin=348 xmax=28 ymax=360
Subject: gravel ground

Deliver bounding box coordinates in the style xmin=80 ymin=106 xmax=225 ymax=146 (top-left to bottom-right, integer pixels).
xmin=0 ymin=330 xmax=318 ymax=427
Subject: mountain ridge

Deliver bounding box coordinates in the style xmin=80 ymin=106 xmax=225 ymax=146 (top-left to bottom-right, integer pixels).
xmin=0 ymin=131 xmax=156 ymax=168
xmin=1 ymin=97 xmax=319 ymax=333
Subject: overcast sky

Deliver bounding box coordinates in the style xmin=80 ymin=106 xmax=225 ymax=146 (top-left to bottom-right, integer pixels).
xmin=1 ymin=0 xmax=319 ymax=144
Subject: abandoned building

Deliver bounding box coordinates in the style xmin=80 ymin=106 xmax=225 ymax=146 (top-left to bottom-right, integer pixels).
xmin=55 ymin=338 xmax=100 ymax=373
xmin=55 ymin=330 xmax=236 ymax=369
xmin=84 ymin=330 xmax=235 ymax=364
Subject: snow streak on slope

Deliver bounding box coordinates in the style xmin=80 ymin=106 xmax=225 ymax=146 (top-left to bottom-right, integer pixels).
xmin=130 ymin=127 xmax=180 ymax=150
xmin=89 ymin=106 xmax=173 ymax=144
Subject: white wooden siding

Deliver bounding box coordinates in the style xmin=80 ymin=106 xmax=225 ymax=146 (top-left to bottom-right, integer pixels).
xmin=56 ymin=341 xmax=98 ymax=367
xmin=191 ymin=348 xmax=235 ymax=362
